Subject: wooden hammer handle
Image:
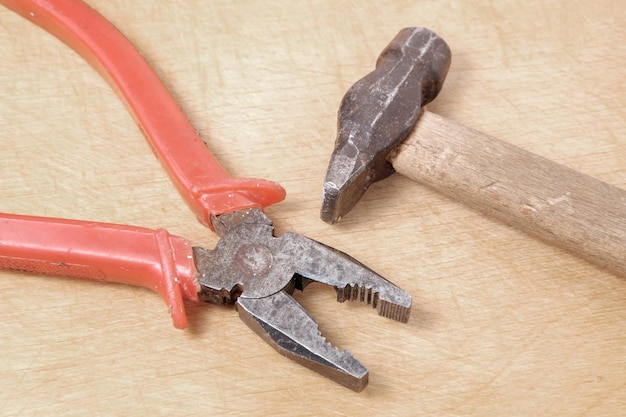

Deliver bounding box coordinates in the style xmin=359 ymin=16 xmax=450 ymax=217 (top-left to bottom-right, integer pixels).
xmin=391 ymin=110 xmax=626 ymax=276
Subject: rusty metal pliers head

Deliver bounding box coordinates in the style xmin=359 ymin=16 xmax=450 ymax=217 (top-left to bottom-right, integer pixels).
xmin=195 ymin=208 xmax=410 ymax=391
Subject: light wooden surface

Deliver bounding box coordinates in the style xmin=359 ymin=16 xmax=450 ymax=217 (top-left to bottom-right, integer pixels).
xmin=0 ymin=1 xmax=624 ymax=415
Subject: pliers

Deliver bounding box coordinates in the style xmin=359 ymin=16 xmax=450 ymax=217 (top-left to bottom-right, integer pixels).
xmin=0 ymin=0 xmax=411 ymax=391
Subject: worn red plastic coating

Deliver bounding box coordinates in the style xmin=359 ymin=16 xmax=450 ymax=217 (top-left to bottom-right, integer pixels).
xmin=0 ymin=0 xmax=286 ymax=328
xmin=3 ymin=0 xmax=286 ymax=226
xmin=0 ymin=213 xmax=199 ymax=328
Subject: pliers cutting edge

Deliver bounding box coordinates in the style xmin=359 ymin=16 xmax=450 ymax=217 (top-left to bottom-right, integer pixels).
xmin=0 ymin=0 xmax=411 ymax=391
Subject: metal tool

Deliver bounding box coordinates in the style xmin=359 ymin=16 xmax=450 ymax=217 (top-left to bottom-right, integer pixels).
xmin=0 ymin=0 xmax=411 ymax=392
xmin=322 ymin=27 xmax=626 ymax=278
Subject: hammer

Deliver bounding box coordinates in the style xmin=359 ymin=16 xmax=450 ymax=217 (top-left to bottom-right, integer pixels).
xmin=321 ymin=27 xmax=626 ymax=277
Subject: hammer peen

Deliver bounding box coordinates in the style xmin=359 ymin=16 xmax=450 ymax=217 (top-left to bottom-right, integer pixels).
xmin=322 ymin=27 xmax=626 ymax=278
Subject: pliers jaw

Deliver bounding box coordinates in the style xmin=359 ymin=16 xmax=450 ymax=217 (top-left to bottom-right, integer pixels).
xmin=237 ymin=291 xmax=370 ymax=392
xmin=194 ymin=208 xmax=411 ymax=391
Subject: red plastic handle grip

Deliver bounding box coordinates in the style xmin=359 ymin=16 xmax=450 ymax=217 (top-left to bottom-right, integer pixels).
xmin=1 ymin=0 xmax=286 ymax=227
xmin=0 ymin=213 xmax=200 ymax=329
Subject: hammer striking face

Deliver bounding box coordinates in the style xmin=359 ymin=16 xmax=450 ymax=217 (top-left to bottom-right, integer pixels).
xmin=321 ymin=27 xmax=451 ymax=224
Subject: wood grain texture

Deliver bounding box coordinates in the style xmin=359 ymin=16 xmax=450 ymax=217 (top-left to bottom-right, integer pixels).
xmin=0 ymin=1 xmax=625 ymax=416
xmin=392 ymin=110 xmax=626 ymax=277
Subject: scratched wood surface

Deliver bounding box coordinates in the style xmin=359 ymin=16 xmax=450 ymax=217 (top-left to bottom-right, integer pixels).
xmin=0 ymin=1 xmax=624 ymax=415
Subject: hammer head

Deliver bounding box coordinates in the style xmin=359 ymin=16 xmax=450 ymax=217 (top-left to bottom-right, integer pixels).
xmin=321 ymin=27 xmax=451 ymax=224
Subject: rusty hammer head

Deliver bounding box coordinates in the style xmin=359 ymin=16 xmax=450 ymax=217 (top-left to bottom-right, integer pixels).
xmin=321 ymin=27 xmax=451 ymax=224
